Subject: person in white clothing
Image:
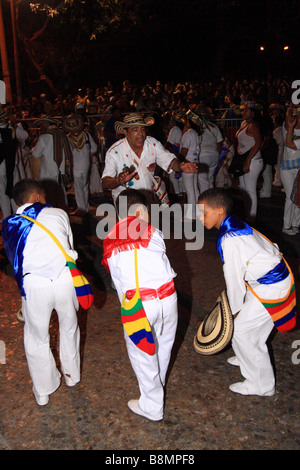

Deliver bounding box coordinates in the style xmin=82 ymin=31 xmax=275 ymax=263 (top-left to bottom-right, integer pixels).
xmin=102 ymin=189 xmax=178 ymax=421
xmin=180 ymin=109 xmax=202 ymax=220
xmin=101 ymin=113 xmax=197 ymax=203
xmin=271 ymin=114 xmax=285 ymax=187
xmin=165 ymin=111 xmax=185 ymax=199
xmin=62 ymin=114 xmax=98 ymax=216
xmin=2 ymin=179 xmax=81 ymax=406
xmin=31 ymin=115 xmax=73 ymax=210
xmin=235 ymin=101 xmax=264 ymax=222
xmin=280 ymin=106 xmax=300 ymax=235
xmin=196 ymin=105 xmax=223 ymax=192
xmin=198 ymin=188 xmax=296 ymax=397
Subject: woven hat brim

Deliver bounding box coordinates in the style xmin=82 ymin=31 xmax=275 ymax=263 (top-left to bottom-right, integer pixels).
xmin=115 ymin=116 xmax=154 ymax=134
xmin=62 ymin=117 xmax=84 ymax=133
xmin=193 ymin=291 xmax=233 ymax=356
xmin=33 ymin=116 xmax=59 ymax=128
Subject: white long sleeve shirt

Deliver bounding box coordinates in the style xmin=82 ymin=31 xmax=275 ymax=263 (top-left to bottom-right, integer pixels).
xmin=17 ymin=204 xmax=78 ymax=280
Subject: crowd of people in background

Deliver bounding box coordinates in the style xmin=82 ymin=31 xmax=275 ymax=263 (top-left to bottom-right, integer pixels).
xmin=1 ymin=74 xmax=299 ymax=233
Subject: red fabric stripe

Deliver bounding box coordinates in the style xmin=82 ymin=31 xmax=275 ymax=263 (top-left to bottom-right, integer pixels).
xmin=121 ymin=308 xmax=146 ymax=324
xmin=266 ymin=290 xmax=296 ymax=315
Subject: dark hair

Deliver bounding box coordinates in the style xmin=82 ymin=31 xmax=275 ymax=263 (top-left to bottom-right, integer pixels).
xmin=12 ymin=179 xmax=45 ymax=206
xmin=198 ymin=188 xmax=233 ymax=215
xmin=115 ymin=188 xmax=149 ymax=218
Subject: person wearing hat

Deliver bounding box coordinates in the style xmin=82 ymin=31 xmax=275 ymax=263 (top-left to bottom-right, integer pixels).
xmin=198 ymin=188 xmax=296 ymax=396
xmin=101 ymin=113 xmax=197 ymax=202
xmin=196 ymin=104 xmax=224 ymax=193
xmin=30 ymin=115 xmax=73 ymax=210
xmin=62 ymin=114 xmax=97 ymax=216
xmin=235 ymin=101 xmax=264 ymax=222
xmin=179 ymin=109 xmax=202 ymax=220
xmin=0 ymin=105 xmax=18 ymax=221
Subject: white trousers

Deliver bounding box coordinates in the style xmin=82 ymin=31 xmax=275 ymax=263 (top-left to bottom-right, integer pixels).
xmin=169 ymin=171 xmax=184 ymax=195
xmin=74 ymin=171 xmax=90 ymax=213
xmin=232 ymin=276 xmax=291 ymax=394
xmin=239 ymin=158 xmax=264 ymax=217
xmin=22 ymin=267 xmax=80 ymax=397
xmin=198 ymin=154 xmax=219 ymax=193
xmin=260 ymin=164 xmax=273 ymax=197
xmin=280 ymin=167 xmax=300 ymax=230
xmin=182 ymin=173 xmax=199 ymax=219
xmin=124 ymin=292 xmax=178 ymax=419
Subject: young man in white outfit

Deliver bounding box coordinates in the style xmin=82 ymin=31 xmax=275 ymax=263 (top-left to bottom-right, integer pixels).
xmin=2 ymin=179 xmax=81 ymax=406
xmin=102 ymin=189 xmax=178 ymax=421
xmin=198 ymin=188 xmax=296 ymax=397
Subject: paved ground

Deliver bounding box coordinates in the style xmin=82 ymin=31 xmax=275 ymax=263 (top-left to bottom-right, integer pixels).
xmin=0 ymin=182 xmax=299 ymax=452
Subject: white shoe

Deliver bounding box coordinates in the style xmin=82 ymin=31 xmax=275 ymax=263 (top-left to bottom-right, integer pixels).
xmin=61 ymin=368 xmax=78 ymax=387
xmin=33 ymin=387 xmax=49 ymax=406
xmin=292 ymin=227 xmax=300 ymax=233
xmin=127 ymin=399 xmax=163 ymax=422
xmin=227 ymin=356 xmax=239 ymax=366
xmin=229 ymin=381 xmax=275 ymax=397
xmin=64 ymin=374 xmax=77 ymax=387
xmin=282 ymin=227 xmax=297 ymax=236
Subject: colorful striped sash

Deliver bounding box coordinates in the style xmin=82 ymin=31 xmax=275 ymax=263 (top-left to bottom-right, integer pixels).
xmin=20 ymin=214 xmax=93 ymax=310
xmin=246 ymin=230 xmax=296 ymax=332
xmin=121 ymin=247 xmax=155 ymax=355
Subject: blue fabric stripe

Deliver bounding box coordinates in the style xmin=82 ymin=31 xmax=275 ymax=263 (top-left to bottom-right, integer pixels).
xmin=129 ymin=329 xmax=155 ymax=345
xmin=2 ymin=203 xmax=49 ymax=297
xmin=274 ymin=306 xmax=296 ymax=327
xmin=257 ymin=260 xmax=289 ymax=285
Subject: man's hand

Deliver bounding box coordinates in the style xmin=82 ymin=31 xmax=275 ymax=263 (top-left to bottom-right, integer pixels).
xmin=118 ymin=169 xmax=137 ymax=185
xmin=286 ymin=107 xmax=297 ymax=131
xmin=180 ymin=161 xmax=198 ymax=173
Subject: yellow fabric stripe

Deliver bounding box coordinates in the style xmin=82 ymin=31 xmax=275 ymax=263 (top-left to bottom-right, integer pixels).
xmin=125 ymin=318 xmax=152 ymax=335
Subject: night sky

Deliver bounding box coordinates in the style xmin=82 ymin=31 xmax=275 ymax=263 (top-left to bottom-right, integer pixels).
xmin=2 ymin=0 xmax=300 ymax=96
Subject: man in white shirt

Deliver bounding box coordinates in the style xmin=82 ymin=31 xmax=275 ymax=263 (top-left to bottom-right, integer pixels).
xmin=101 ymin=113 xmax=197 ymax=202
xmin=31 ymin=115 xmax=73 ymax=210
xmin=62 ymin=114 xmax=98 ymax=216
xmin=2 ymin=179 xmax=81 ymax=406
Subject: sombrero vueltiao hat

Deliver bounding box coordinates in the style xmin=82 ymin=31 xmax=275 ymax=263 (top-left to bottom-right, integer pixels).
xmin=62 ymin=114 xmax=85 ymax=133
xmin=33 ymin=114 xmax=59 ymax=128
xmin=240 ymin=101 xmax=263 ymax=112
xmin=186 ymin=109 xmax=203 ymax=127
xmin=193 ymin=290 xmax=233 ymax=356
xmin=114 ymin=112 xmax=155 ymax=134
xmin=172 ymin=110 xmax=186 ymax=126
